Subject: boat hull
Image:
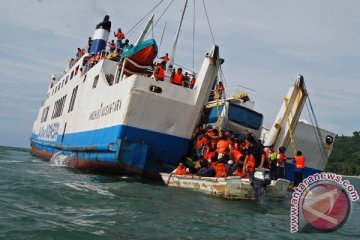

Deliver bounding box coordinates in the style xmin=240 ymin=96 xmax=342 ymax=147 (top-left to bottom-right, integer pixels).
xmin=160 ymin=173 xmax=290 ymax=200
xmin=31 ymin=124 xmax=190 ymax=178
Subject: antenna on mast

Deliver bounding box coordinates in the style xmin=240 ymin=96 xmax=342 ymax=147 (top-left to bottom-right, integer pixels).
xmin=167 ymin=0 xmax=188 ymax=73
xmin=134 ymin=14 xmax=154 ymax=46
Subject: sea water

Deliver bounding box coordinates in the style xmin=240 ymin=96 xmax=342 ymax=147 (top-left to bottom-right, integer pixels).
xmin=0 ymin=146 xmax=359 ymax=239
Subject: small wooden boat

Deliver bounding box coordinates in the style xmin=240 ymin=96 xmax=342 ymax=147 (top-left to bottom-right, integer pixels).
xmin=160 ymin=173 xmax=290 ymax=200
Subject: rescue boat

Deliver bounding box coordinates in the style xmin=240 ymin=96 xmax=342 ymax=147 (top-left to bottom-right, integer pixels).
xmin=160 ymin=171 xmax=290 ymax=201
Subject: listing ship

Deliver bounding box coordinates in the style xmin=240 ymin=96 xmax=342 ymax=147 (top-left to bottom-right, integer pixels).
xmin=30 ymin=10 xmax=223 ymax=178
xmin=31 ymin=1 xmax=335 ymax=182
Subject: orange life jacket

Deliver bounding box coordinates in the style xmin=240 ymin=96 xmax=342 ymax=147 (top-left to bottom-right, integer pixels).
xmin=175 ymin=166 xmax=187 ymax=175
xmin=217 ymin=140 xmax=229 ymax=153
xmin=154 ymin=66 xmax=165 ymax=80
xmin=172 ymin=72 xmax=183 ymax=85
xmin=162 ymin=55 xmax=169 ymax=63
xmin=215 ymin=163 xmax=228 ymax=178
xmin=246 ymin=154 xmax=255 ymax=173
xmin=204 ymin=150 xmax=216 ymax=161
xmin=295 ymin=156 xmax=305 ymax=169
xmin=277 ymin=153 xmax=287 ymax=164
xmin=235 ymin=168 xmax=246 ymax=178
xmin=116 ymin=31 xmax=125 ymax=39
xmin=231 ymin=149 xmax=242 ymax=162
xmin=190 ymin=78 xmax=196 ymax=88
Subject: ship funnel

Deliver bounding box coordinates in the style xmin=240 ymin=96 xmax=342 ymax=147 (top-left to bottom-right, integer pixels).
xmin=90 ymin=15 xmax=111 ymax=54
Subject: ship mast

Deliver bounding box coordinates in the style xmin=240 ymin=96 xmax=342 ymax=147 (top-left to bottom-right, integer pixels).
xmin=167 ymin=0 xmax=188 ymax=72
xmin=134 ymin=14 xmax=154 ymax=46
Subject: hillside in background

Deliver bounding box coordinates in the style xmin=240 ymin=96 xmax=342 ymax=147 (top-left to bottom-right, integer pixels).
xmin=325 ymin=131 xmax=360 ymax=175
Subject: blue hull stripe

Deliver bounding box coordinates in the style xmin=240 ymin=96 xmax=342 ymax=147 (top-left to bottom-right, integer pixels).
xmin=31 ymin=125 xmax=190 ymax=175
xmin=284 ymin=162 xmax=322 ymax=182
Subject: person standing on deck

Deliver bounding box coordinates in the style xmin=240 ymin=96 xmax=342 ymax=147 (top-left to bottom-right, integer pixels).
xmin=114 ymin=28 xmax=125 ymax=48
xmin=160 ymin=53 xmax=169 ymax=68
xmin=171 ymin=68 xmax=184 ymax=86
xmin=276 ymin=147 xmax=287 ymax=179
xmin=268 ymin=146 xmax=277 ymax=180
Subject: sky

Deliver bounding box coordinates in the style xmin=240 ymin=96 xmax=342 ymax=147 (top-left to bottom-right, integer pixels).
xmin=0 ymin=0 xmax=359 ymax=148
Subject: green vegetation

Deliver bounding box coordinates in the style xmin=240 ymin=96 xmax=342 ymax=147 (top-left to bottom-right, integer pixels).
xmin=325 ymin=131 xmax=360 ymax=175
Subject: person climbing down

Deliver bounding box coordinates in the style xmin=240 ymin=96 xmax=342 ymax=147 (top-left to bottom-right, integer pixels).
xmin=292 ymin=151 xmax=305 ymax=186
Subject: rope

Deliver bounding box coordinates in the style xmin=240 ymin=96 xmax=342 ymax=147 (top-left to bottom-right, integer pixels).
xmin=302 ymin=81 xmax=328 ymax=163
xmin=216 ymin=87 xmax=222 ymax=133
xmin=154 ymin=0 xmax=175 ymax=28
xmin=126 ymin=0 xmax=164 ymax=37
xmin=202 ymin=0 xmax=216 ymax=45
xmin=305 ymin=97 xmax=328 ymax=164
xmin=284 ymin=96 xmax=297 ymax=157
xmin=158 ymin=22 xmax=167 ymax=55
xmin=192 ymin=0 xmax=196 ymax=72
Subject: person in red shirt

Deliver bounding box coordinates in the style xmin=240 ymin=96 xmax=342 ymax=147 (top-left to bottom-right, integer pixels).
xmin=114 ymin=28 xmax=125 ymax=48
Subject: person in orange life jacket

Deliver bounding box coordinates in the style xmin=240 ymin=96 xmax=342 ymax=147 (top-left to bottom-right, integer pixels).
xmin=214 ymin=153 xmax=229 ymax=177
xmin=154 ymin=63 xmax=165 ymax=81
xmin=245 ymin=134 xmax=265 ymax=168
xmin=203 ymin=142 xmax=216 ymax=162
xmin=171 ymin=68 xmax=184 ymax=86
xmin=214 ymin=81 xmax=224 ymax=99
xmin=276 ymin=146 xmax=288 ymax=179
xmin=268 ymin=145 xmax=277 ymax=180
xmin=216 ymin=135 xmax=229 ymax=154
xmin=114 ymin=28 xmax=125 ymax=47
xmin=160 ymin=53 xmax=169 ymax=66
xmin=292 ymin=151 xmax=305 ymax=186
xmin=172 ymin=162 xmax=189 ymax=175
xmin=190 ymin=75 xmax=196 ymax=89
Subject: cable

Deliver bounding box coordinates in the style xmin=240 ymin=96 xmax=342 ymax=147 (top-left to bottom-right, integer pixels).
xmin=202 ymin=0 xmax=215 ymax=45
xmin=192 ymin=0 xmax=196 ymax=72
xmin=126 ymin=0 xmax=164 ymax=37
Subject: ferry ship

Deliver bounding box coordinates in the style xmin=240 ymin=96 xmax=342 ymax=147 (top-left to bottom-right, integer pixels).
xmin=30 ymin=11 xmax=223 ymax=178
xmin=31 ymin=1 xmax=335 ymax=182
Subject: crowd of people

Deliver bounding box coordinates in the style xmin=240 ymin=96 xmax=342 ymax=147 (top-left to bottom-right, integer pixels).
xmin=172 ymin=125 xmax=305 ymax=186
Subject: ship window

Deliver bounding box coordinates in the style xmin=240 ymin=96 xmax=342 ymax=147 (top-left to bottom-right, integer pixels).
xmin=51 ymin=94 xmax=67 ymax=119
xmin=70 ymin=71 xmax=74 ymax=80
xmin=228 ymin=103 xmax=263 ymax=130
xmin=41 ymin=106 xmax=50 ymax=122
xmin=75 ymin=66 xmax=79 ymax=75
xmin=61 ymin=79 xmax=65 ymax=88
xmin=65 ymin=75 xmax=69 ymax=84
xmin=68 ymin=85 xmax=78 ymax=113
xmin=92 ymin=75 xmax=99 ymax=89
xmin=208 ymin=106 xmax=224 ymax=123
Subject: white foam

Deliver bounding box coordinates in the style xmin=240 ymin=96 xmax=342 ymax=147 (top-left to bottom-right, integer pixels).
xmin=63 ymin=182 xmax=115 ymax=197
xmin=50 ymin=152 xmax=73 ymax=167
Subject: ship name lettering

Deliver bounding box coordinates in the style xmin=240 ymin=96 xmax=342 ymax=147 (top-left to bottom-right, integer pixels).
xmin=89 ymin=99 xmax=121 ymax=120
